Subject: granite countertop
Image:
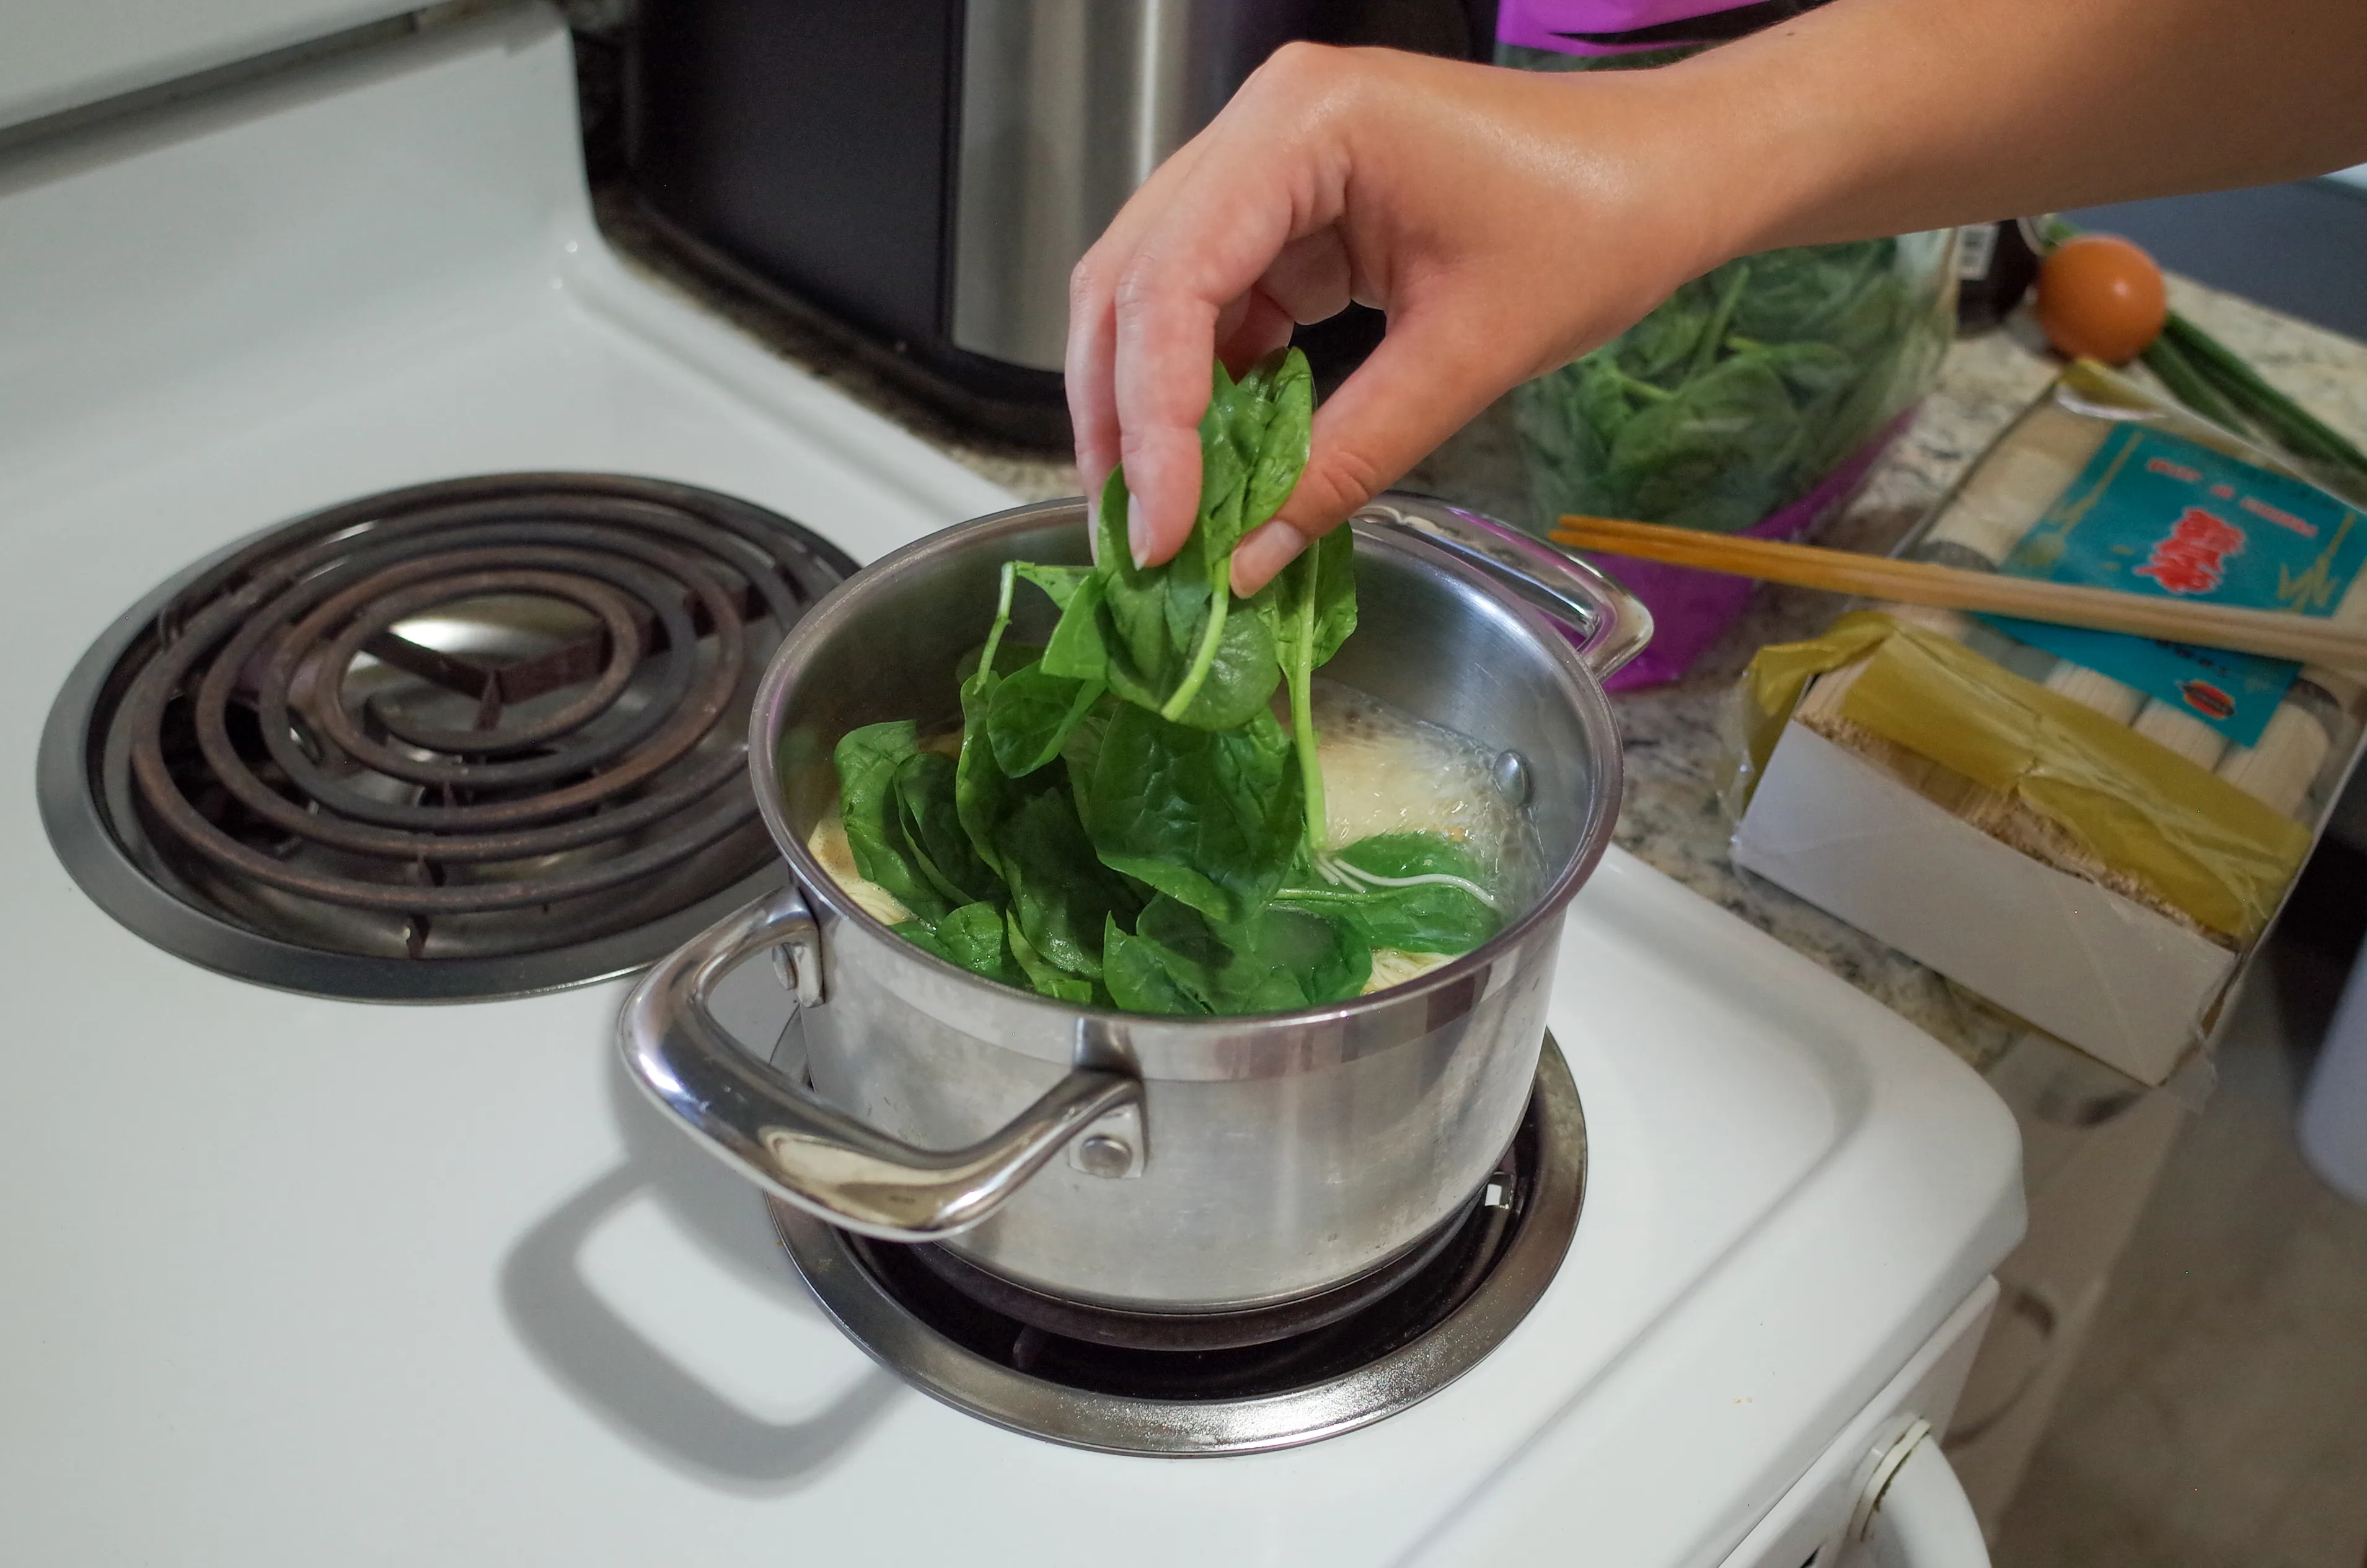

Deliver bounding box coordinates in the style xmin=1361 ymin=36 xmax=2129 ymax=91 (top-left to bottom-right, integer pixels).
xmin=599 ymin=199 xmax=2367 ymax=1069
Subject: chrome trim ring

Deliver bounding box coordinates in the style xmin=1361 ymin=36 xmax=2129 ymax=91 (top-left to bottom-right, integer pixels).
xmin=769 ymin=1034 xmax=1586 ymax=1457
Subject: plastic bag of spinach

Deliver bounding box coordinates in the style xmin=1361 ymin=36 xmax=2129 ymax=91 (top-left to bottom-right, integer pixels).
xmin=826 ymin=349 xmax=1505 ymax=1016
xmin=1497 ymin=34 xmax=1956 ymax=538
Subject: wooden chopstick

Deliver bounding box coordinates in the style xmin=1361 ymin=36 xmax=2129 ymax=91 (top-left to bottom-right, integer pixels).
xmin=1550 ymin=514 xmax=2367 ymax=672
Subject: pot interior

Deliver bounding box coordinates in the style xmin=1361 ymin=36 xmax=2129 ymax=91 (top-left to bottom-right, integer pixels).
xmin=759 ymin=500 xmax=1618 ymax=947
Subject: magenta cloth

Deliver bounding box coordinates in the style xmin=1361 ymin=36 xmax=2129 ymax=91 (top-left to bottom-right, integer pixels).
xmin=1496 ymin=0 xmax=1755 ymax=55
xmin=1585 ymin=407 xmax=1917 ymax=691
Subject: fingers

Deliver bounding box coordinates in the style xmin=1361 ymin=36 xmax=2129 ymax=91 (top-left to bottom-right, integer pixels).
xmin=1090 ymin=48 xmax=1359 ymax=568
xmin=1215 ymin=227 xmax=1354 ymax=376
xmin=1109 ymin=218 xmax=1315 ymax=566
xmin=1065 ymin=134 xmax=1213 ymax=498
xmin=1258 ymin=229 xmax=1356 ymax=324
xmin=1230 ymin=521 xmax=1308 ymax=594
xmin=1215 ymin=287 xmax=1298 ymax=376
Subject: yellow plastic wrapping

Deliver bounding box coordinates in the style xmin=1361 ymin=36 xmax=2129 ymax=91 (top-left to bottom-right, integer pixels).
xmin=1737 ymin=612 xmax=2312 ymax=943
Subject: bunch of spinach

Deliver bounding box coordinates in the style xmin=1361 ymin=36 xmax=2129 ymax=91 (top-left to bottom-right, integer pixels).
xmin=1513 ymin=237 xmax=1949 ymax=536
xmin=827 ymin=349 xmax=1504 ymax=1015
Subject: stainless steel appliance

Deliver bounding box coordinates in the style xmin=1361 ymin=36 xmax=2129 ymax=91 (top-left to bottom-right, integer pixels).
xmin=619 ymin=494 xmax=1647 ymax=1320
xmin=624 ymin=1 xmax=1496 ymax=441
xmin=4 ymin=6 xmax=2018 ymax=1560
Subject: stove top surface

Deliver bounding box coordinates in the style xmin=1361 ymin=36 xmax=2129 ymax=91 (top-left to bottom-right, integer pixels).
xmin=0 ymin=11 xmax=2020 ymax=1567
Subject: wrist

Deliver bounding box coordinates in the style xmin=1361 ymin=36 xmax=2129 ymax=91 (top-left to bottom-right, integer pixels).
xmin=1623 ymin=54 xmax=1827 ymax=271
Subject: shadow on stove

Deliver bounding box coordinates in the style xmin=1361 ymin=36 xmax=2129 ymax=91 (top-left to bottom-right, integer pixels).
xmin=496 ymin=1050 xmax=904 ymax=1493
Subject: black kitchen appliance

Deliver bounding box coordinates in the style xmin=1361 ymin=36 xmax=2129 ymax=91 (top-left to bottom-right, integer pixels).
xmin=624 ymin=1 xmax=1495 ymax=445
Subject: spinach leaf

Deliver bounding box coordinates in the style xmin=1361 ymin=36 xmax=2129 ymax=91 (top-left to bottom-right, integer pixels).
xmin=1060 ymin=690 xmax=1116 ymax=825
xmin=985 ymin=659 xmax=1103 ymax=777
xmin=1090 ymin=463 xmax=1193 ymax=707
xmin=1241 ymin=348 xmax=1313 ymax=533
xmin=888 ymin=901 xmax=1024 ymax=987
xmin=1608 ymin=353 xmax=1801 ymax=533
xmin=1039 ymin=567 xmax=1111 ymax=682
xmin=1518 ymin=234 xmax=1925 ymax=539
xmin=1615 ymin=276 xmax=1713 ymax=379
xmin=1267 ymin=521 xmax=1357 ymax=853
xmin=1008 ymin=912 xmax=1098 ymax=1005
xmin=935 ymin=901 xmax=1023 ymax=985
xmin=1162 ymin=599 xmax=1280 ymax=731
xmin=1759 ymin=340 xmax=1859 ymax=404
xmin=1273 ymin=520 xmax=1357 ymax=669
xmin=834 ymin=721 xmax=951 ymax=921
xmin=1067 ymin=350 xmax=1311 ymax=731
xmin=953 ymin=566 xmax=1025 ymax=878
xmin=1152 ymin=352 xmax=1310 ymax=721
xmin=1726 ymin=240 xmax=1892 ymax=346
xmin=1083 ymin=703 xmax=1301 ymax=924
xmin=890 ymin=917 xmax=953 ymax=962
xmin=1274 ymin=832 xmax=1502 ymax=952
xmin=996 ymin=782 xmax=1139 ymax=980
xmin=1122 ymin=895 xmax=1370 ymax=1014
xmin=1103 ymin=915 xmax=1203 ymax=1015
xmin=1013 ymin=562 xmax=1095 ymax=610
xmin=844 ymin=343 xmax=1502 ymax=1016
xmin=893 ymin=750 xmax=998 ymax=908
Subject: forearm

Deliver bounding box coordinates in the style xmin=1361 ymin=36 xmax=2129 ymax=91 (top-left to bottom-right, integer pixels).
xmin=1070 ymin=0 xmax=2367 ymax=586
xmin=1664 ymin=0 xmax=2367 ymax=260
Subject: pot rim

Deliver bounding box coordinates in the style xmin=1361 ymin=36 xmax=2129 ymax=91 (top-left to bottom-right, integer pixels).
xmin=747 ymin=495 xmax=1624 ymax=1040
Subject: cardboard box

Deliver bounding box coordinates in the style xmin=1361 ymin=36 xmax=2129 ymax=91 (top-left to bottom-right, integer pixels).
xmin=1733 ymin=721 xmax=2236 ymax=1085
xmin=1727 ymin=365 xmax=2367 ymax=1087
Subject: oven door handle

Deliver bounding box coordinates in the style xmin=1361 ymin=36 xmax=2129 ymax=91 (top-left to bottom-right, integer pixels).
xmin=1857 ymin=1422 xmax=1991 ymax=1568
xmin=617 ymin=883 xmax=1140 ymax=1241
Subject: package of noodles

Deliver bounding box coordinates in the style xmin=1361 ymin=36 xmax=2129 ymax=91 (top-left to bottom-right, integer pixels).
xmin=1726 ymin=363 xmax=2367 ymax=1085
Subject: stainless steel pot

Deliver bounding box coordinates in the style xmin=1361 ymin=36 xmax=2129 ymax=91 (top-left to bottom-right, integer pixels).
xmin=619 ymin=493 xmax=1647 ymax=1313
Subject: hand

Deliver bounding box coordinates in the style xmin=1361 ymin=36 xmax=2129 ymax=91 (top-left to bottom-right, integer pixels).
xmin=1064 ymin=43 xmax=1728 ymax=594
xmin=1067 ymin=2 xmax=2367 ymax=597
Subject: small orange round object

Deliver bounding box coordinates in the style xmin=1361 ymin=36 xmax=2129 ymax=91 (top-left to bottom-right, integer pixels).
xmin=2036 ymin=234 xmax=2167 ymax=364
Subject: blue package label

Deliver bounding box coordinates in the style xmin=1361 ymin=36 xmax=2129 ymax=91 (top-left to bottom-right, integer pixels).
xmin=1975 ymin=423 xmax=2366 ymax=748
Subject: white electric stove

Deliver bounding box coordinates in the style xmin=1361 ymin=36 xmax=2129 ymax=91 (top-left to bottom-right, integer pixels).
xmin=0 ymin=8 xmax=2022 ymax=1565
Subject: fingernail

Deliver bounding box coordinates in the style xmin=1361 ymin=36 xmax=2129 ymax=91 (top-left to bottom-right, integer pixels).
xmin=1127 ymin=490 xmax=1152 ymax=570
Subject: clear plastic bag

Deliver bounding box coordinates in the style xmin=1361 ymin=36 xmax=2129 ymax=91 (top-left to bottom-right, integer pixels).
xmin=1496 ymin=33 xmax=1959 ymax=683
xmin=1510 ymin=231 xmax=1958 ymax=537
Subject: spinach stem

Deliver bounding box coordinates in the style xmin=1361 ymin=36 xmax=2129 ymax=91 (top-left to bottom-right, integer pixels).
xmin=1689 ymin=261 xmax=1752 ymax=382
xmin=1292 ymin=555 xmax=1328 ymax=857
xmin=1159 ymin=552 xmax=1233 ymax=721
xmin=1284 ymin=866 xmax=1499 ymax=909
xmin=979 ymin=562 xmax=1017 ymax=673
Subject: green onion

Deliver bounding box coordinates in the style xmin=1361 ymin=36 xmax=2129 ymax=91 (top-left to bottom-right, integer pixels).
xmin=2140 ymin=332 xmax=2249 ymax=437
xmin=2161 ymin=313 xmax=2367 ymax=479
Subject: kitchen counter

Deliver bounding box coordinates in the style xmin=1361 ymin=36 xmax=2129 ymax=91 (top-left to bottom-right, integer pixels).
xmin=598 ymin=195 xmax=2367 ymax=1070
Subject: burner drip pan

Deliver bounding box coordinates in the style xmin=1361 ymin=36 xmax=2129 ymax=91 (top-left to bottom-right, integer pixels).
xmin=769 ymin=1034 xmax=1585 ymax=1456
xmin=38 ymin=473 xmax=855 ymax=1000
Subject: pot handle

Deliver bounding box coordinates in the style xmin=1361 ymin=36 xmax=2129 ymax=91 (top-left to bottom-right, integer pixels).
xmin=1358 ymin=493 xmax=1654 ymax=679
xmin=617 ymin=883 xmax=1141 ymax=1241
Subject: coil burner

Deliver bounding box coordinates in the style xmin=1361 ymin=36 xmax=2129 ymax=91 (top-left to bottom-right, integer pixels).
xmin=38 ymin=473 xmax=855 ymax=1000
xmin=770 ymin=1036 xmax=1587 ymax=1456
